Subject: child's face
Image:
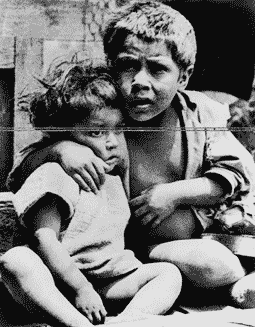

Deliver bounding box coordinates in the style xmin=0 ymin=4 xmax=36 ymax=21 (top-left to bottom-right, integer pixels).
xmin=71 ymin=107 xmax=124 ymax=171
xmin=114 ymin=36 xmax=191 ymax=122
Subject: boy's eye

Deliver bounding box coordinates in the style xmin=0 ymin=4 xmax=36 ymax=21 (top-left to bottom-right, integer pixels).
xmin=149 ymin=62 xmax=169 ymax=75
xmin=115 ymin=57 xmax=140 ymax=72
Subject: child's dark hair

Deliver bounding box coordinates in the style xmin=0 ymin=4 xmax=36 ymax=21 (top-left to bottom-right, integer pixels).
xmin=18 ymin=55 xmax=122 ymax=133
xmin=227 ymin=99 xmax=255 ymax=153
xmin=103 ymin=0 xmax=196 ymax=72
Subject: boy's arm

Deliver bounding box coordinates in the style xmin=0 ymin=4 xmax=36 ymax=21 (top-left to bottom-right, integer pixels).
xmin=8 ymin=140 xmax=108 ymax=194
xmin=130 ymin=176 xmax=225 ymax=227
xmin=25 ymin=194 xmax=107 ymax=324
xmin=204 ymin=128 xmax=255 ymax=197
xmin=131 ymin=130 xmax=255 ymax=227
xmin=199 ymin=94 xmax=255 ymax=198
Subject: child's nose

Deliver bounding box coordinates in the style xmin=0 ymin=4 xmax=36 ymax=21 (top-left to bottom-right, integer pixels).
xmin=106 ymin=132 xmax=119 ymax=150
xmin=132 ymin=68 xmax=151 ymax=93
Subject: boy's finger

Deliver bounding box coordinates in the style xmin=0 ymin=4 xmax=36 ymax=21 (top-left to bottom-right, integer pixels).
xmin=134 ymin=205 xmax=148 ymax=218
xmin=151 ymin=216 xmax=165 ymax=228
xmin=102 ymin=162 xmax=111 ymax=174
xmin=141 ymin=212 xmax=156 ymax=226
xmin=85 ymin=165 xmax=101 ymax=190
xmin=93 ymin=161 xmax=107 ymax=186
xmin=79 ymin=170 xmax=99 ymax=194
xmin=129 ymin=195 xmax=144 ymax=208
xmin=73 ymin=173 xmax=91 ymax=192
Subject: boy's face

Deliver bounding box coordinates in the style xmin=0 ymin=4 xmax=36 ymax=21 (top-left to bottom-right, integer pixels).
xmin=114 ymin=36 xmax=191 ymax=122
xmin=71 ymin=107 xmax=124 ymax=171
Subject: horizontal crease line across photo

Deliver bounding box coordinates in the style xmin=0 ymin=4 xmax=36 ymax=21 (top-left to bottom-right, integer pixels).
xmin=1 ymin=127 xmax=255 ymax=132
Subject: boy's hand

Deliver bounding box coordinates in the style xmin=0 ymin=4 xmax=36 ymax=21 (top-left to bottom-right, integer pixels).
xmin=52 ymin=141 xmax=110 ymax=194
xmin=75 ymin=284 xmax=107 ymax=325
xmin=130 ymin=184 xmax=178 ymax=228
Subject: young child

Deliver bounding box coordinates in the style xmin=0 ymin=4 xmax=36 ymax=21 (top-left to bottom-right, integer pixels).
xmin=0 ymin=63 xmax=182 ymax=327
xmin=6 ymin=0 xmax=255 ymax=307
xmin=227 ymin=98 xmax=255 ymax=157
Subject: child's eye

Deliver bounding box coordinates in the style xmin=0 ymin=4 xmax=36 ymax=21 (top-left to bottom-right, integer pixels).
xmin=115 ymin=125 xmax=125 ymax=135
xmin=87 ymin=130 xmax=105 ymax=137
xmin=115 ymin=129 xmax=124 ymax=135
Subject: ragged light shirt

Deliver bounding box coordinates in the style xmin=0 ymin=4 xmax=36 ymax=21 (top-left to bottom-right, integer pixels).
xmin=13 ymin=162 xmax=142 ymax=278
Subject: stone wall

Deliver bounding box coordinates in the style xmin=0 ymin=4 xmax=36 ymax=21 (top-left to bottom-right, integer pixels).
xmin=0 ymin=0 xmax=115 ymax=154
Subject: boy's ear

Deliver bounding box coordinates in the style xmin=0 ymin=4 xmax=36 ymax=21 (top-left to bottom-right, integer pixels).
xmin=178 ymin=65 xmax=194 ymax=90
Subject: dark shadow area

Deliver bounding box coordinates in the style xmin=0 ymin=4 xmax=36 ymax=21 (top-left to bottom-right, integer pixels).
xmin=0 ymin=68 xmax=14 ymax=191
xmin=165 ymin=0 xmax=255 ymax=100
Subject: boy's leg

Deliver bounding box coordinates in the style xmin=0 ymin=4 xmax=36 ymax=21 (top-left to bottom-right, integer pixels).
xmin=146 ymin=207 xmax=202 ymax=243
xmin=101 ymin=262 xmax=182 ymax=322
xmin=0 ymin=246 xmax=92 ymax=327
xmin=149 ymin=239 xmax=245 ymax=288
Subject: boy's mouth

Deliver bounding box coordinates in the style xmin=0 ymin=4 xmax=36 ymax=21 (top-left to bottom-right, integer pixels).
xmin=131 ymin=98 xmax=154 ymax=110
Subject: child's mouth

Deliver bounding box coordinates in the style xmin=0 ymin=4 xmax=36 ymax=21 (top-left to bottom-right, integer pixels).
xmin=106 ymin=156 xmax=119 ymax=166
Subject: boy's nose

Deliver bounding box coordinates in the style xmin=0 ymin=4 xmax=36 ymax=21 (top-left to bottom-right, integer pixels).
xmin=131 ymin=69 xmax=151 ymax=93
xmin=106 ymin=132 xmax=119 ymax=150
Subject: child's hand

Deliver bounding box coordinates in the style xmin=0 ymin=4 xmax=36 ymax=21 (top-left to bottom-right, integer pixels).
xmin=130 ymin=184 xmax=178 ymax=228
xmin=75 ymin=285 xmax=107 ymax=325
xmin=52 ymin=141 xmax=110 ymax=194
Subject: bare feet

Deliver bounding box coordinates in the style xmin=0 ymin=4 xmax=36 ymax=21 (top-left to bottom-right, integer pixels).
xmin=230 ymin=271 xmax=255 ymax=308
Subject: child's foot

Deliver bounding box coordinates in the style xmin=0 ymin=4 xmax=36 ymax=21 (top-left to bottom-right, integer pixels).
xmin=230 ymin=271 xmax=255 ymax=308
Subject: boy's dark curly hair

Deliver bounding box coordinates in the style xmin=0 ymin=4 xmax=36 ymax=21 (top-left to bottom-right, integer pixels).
xmin=18 ymin=54 xmax=122 ymax=132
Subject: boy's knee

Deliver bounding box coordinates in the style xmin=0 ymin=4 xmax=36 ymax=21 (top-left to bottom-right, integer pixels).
xmin=0 ymin=246 xmax=41 ymax=277
xmin=149 ymin=240 xmax=245 ymax=287
xmin=195 ymin=240 xmax=245 ymax=286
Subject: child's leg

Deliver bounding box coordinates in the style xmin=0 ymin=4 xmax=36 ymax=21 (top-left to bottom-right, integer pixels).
xmin=149 ymin=239 xmax=245 ymax=288
xmin=0 ymin=246 xmax=92 ymax=327
xmin=102 ymin=262 xmax=182 ymax=322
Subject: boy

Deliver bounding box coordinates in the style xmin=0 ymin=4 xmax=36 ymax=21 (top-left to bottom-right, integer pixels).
xmin=0 ymin=63 xmax=182 ymax=327
xmin=7 ymin=0 xmax=255 ymax=306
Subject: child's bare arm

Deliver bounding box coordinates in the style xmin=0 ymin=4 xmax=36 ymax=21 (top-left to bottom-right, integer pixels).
xmin=26 ymin=195 xmax=107 ymax=324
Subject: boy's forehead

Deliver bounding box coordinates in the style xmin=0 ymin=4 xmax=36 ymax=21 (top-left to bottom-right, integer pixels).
xmin=118 ymin=35 xmax=171 ymax=59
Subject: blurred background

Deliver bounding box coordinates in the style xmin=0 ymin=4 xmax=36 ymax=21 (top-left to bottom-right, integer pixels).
xmin=0 ymin=0 xmax=255 ymax=191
